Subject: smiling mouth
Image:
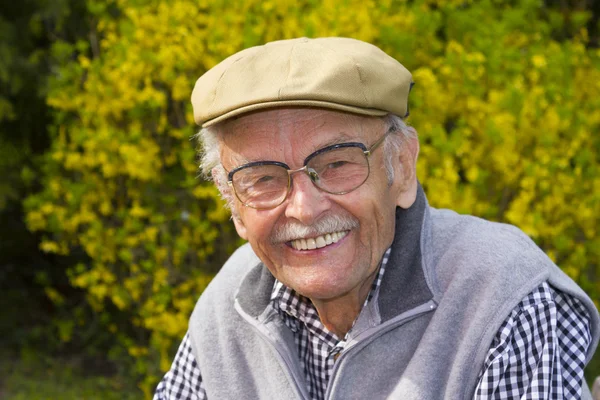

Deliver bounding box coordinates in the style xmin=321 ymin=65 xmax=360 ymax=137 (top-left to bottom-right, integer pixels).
xmin=289 ymin=231 xmax=349 ymax=251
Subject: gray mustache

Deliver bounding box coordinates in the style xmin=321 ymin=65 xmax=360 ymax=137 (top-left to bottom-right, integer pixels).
xmin=271 ymin=214 xmax=359 ymax=243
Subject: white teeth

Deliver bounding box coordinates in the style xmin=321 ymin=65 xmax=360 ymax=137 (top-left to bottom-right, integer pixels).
xmin=290 ymin=231 xmax=348 ymax=251
xmin=316 ymin=236 xmax=326 ymax=248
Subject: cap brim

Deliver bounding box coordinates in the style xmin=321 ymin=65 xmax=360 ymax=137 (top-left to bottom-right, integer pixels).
xmin=201 ymin=100 xmax=388 ymax=128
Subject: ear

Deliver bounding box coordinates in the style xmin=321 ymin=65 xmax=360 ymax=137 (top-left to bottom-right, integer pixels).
xmin=212 ymin=166 xmax=248 ymax=240
xmin=396 ymin=134 xmax=420 ymax=209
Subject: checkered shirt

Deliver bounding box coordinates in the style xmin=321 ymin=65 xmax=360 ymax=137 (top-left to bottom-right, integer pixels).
xmin=154 ymin=257 xmax=592 ymax=400
xmin=474 ymin=282 xmax=592 ymax=399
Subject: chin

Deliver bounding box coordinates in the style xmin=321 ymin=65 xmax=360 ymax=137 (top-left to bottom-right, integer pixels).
xmin=284 ymin=272 xmax=354 ymax=300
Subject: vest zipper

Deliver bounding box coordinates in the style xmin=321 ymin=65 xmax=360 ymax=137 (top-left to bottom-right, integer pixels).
xmin=323 ymin=299 xmax=437 ymax=400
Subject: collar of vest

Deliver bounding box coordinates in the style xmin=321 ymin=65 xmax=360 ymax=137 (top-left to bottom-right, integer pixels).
xmin=235 ymin=182 xmax=436 ymax=323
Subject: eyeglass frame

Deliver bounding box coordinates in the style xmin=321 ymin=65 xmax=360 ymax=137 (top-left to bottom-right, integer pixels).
xmin=225 ymin=128 xmax=393 ymax=210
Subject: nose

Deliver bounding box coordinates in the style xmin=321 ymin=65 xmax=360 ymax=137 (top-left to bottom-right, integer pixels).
xmin=284 ymin=171 xmax=330 ymax=225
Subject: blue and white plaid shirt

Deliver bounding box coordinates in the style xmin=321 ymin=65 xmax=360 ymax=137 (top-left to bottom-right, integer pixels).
xmin=154 ymin=248 xmax=592 ymax=400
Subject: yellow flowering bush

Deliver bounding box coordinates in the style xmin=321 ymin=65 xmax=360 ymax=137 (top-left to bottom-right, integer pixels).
xmin=25 ymin=0 xmax=599 ymax=394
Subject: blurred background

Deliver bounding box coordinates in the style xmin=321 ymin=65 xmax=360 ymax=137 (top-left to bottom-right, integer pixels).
xmin=1 ymin=0 xmax=599 ymax=398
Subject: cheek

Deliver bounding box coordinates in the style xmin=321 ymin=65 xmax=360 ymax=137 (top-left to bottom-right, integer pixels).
xmin=240 ymin=211 xmax=280 ymax=249
xmin=244 ymin=225 xmax=276 ymax=267
xmin=352 ymin=189 xmax=397 ymax=247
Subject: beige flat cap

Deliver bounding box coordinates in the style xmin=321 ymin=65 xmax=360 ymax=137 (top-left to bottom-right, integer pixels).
xmin=191 ymin=37 xmax=413 ymax=127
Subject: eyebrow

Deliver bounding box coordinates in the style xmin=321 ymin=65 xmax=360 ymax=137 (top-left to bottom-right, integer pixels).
xmin=227 ymin=131 xmax=362 ymax=171
xmin=223 ymin=154 xmax=251 ymax=172
xmin=313 ymin=131 xmax=358 ymax=149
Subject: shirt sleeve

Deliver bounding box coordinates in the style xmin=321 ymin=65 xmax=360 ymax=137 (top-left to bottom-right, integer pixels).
xmin=153 ymin=331 xmax=207 ymax=400
xmin=473 ymin=282 xmax=592 ymax=399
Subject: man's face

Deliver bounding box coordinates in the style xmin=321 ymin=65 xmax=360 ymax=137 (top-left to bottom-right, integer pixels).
xmin=218 ymin=108 xmax=414 ymax=301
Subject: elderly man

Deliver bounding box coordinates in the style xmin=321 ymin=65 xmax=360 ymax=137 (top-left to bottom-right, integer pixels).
xmin=155 ymin=37 xmax=599 ymax=399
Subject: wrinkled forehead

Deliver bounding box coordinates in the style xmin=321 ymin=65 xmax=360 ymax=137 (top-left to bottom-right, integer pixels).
xmin=216 ymin=107 xmax=386 ymax=161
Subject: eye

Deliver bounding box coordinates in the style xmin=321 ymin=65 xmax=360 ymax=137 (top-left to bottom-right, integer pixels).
xmin=256 ymin=175 xmax=274 ymax=184
xmin=327 ymin=160 xmax=348 ymax=169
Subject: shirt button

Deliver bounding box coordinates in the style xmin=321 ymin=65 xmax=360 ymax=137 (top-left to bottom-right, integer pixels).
xmin=333 ymin=353 xmax=341 ymax=361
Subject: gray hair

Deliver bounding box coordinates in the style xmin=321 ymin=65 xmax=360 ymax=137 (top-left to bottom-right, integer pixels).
xmin=194 ymin=113 xmax=417 ymax=209
xmin=381 ymin=114 xmax=417 ymax=185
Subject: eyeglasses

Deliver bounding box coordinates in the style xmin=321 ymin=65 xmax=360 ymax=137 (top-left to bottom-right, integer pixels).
xmin=226 ymin=130 xmax=391 ymax=210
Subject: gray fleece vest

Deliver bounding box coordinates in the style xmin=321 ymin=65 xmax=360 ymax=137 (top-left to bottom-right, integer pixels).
xmin=188 ymin=187 xmax=599 ymax=399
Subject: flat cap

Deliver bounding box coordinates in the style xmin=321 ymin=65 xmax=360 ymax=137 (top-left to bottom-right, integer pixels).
xmin=191 ymin=37 xmax=413 ymax=127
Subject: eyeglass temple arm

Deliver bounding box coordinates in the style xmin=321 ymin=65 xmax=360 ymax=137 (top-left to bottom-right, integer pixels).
xmin=365 ymin=128 xmax=393 ymax=156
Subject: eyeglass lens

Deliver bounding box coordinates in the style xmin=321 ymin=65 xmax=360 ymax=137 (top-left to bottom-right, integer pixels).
xmin=231 ymin=145 xmax=369 ymax=208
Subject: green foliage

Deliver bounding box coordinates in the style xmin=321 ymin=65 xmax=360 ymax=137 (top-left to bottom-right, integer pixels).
xmin=21 ymin=0 xmax=600 ymax=395
xmin=1 ymin=352 xmax=139 ymax=400
xmin=0 ymin=0 xmax=101 ymax=366
xmin=0 ymin=0 xmax=91 ymax=208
